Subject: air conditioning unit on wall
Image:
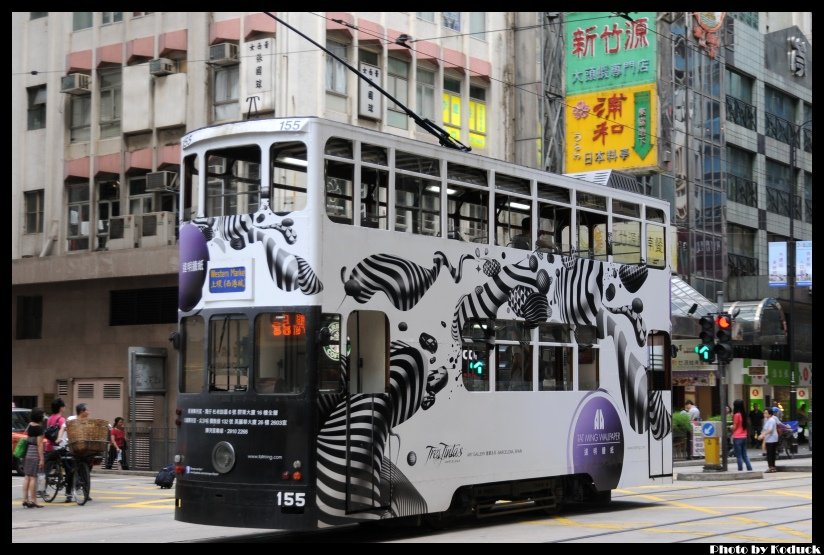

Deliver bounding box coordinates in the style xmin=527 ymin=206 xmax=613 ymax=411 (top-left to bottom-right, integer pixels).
xmin=61 ymin=73 xmax=91 ymax=95
xmin=149 ymin=58 xmax=176 ymax=76
xmin=209 ymin=42 xmax=239 ymax=65
xmin=146 ymin=171 xmax=179 ymax=193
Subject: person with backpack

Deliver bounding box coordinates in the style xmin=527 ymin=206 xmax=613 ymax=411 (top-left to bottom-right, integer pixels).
xmin=44 ymin=398 xmax=75 ymax=502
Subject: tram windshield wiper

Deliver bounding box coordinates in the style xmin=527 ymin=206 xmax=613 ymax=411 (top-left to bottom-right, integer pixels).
xmin=264 ymin=12 xmax=471 ymax=153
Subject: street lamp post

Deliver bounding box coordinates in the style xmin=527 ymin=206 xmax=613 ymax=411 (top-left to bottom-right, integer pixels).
xmin=787 ymin=119 xmax=812 ymax=423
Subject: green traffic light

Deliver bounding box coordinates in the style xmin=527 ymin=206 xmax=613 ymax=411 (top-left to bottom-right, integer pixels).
xmin=694 ymin=343 xmax=714 ymax=362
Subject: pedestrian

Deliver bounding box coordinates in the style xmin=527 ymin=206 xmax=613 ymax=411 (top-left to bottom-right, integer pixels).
xmin=797 ymin=403 xmax=808 ymax=443
xmin=749 ymin=404 xmax=764 ymax=448
xmin=685 ymin=400 xmax=701 ymax=422
xmin=731 ymin=399 xmax=753 ymax=471
xmin=67 ymin=402 xmax=90 ymax=422
xmin=21 ymin=407 xmax=45 ymax=508
xmin=106 ymin=417 xmax=129 ymax=470
xmin=45 ymin=397 xmax=74 ymax=502
xmin=760 ymin=406 xmax=780 ymax=472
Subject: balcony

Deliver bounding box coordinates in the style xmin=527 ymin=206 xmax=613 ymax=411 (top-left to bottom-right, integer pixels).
xmin=725 ymin=95 xmax=756 ymax=131
xmin=727 ymin=252 xmax=758 ymax=277
xmin=765 ymin=113 xmax=796 ymax=145
xmin=765 ymin=186 xmax=801 ymax=219
xmin=725 ymin=172 xmax=757 ymax=208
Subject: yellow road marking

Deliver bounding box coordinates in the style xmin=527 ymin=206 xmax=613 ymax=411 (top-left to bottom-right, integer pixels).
xmin=113 ymin=499 xmax=176 ymax=509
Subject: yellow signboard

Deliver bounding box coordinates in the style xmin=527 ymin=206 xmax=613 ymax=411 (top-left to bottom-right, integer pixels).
xmin=565 ymin=83 xmax=657 ymax=173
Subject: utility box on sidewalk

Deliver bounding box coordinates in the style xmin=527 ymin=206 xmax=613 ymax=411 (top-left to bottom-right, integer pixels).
xmin=701 ymin=421 xmax=721 ymax=469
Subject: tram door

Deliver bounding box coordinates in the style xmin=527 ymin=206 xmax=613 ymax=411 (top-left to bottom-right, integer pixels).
xmin=344 ymin=310 xmax=391 ymax=513
xmin=647 ymin=332 xmax=673 ymax=477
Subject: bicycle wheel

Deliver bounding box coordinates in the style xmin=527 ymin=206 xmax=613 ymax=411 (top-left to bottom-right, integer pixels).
xmin=74 ymin=461 xmax=90 ymax=506
xmin=42 ymin=458 xmax=63 ymax=503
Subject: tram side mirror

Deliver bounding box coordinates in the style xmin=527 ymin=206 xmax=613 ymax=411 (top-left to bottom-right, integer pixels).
xmin=168 ymin=331 xmax=181 ymax=350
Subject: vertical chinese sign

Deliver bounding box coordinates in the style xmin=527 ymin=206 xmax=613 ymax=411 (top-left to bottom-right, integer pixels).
xmin=564 ymin=12 xmax=658 ymax=173
xmin=244 ymin=38 xmax=274 ymax=114
xmin=359 ymin=62 xmax=383 ymax=120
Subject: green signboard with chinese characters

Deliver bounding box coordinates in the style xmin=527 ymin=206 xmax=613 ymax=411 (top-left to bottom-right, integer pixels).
xmin=565 ymin=12 xmax=657 ymax=95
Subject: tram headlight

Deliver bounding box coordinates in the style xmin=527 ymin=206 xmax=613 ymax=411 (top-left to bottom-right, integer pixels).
xmin=211 ymin=441 xmax=236 ymax=474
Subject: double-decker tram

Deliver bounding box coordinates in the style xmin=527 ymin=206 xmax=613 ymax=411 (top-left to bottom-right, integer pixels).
xmin=173 ymin=116 xmax=673 ymax=530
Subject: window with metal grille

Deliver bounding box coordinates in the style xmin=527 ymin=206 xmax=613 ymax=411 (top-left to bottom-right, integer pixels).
xmin=130 ymin=396 xmax=155 ymax=421
xmin=57 ymin=381 xmax=69 ymax=397
xmin=110 ymin=287 xmax=177 ymax=326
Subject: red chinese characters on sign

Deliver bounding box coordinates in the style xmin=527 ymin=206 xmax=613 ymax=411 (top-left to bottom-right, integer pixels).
xmin=591 ymin=93 xmax=627 ymax=144
xmin=572 ymin=18 xmax=649 ymax=58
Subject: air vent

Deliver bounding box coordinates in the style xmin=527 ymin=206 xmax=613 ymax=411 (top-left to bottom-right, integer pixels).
xmin=149 ymin=58 xmax=176 ymax=77
xmin=61 ymin=73 xmax=91 ymax=95
xmin=209 ymin=42 xmax=239 ymax=65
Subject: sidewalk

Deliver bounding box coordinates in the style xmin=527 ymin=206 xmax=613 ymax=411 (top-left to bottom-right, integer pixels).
xmin=675 ymin=441 xmax=812 ymax=480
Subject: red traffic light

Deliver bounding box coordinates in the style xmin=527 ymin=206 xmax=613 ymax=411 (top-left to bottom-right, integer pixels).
xmin=715 ymin=314 xmax=732 ymax=330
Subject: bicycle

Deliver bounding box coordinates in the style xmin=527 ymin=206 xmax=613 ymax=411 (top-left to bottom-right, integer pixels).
xmin=40 ymin=447 xmax=93 ymax=505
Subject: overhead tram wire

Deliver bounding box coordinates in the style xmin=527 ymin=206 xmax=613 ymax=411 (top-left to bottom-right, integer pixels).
xmin=265 ymin=12 xmax=470 ymax=152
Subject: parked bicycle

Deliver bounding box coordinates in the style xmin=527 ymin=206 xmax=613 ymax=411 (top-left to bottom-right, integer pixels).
xmin=778 ymin=420 xmax=799 ymax=460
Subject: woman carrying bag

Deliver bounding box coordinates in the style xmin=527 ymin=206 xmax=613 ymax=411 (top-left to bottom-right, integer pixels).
xmin=21 ymin=407 xmax=45 ymax=508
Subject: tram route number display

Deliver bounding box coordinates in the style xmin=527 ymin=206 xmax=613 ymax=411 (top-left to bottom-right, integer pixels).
xmin=276 ymin=492 xmax=306 ymax=507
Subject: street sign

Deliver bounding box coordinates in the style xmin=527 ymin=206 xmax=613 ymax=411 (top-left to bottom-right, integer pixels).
xmin=702 ymin=422 xmax=716 ymax=437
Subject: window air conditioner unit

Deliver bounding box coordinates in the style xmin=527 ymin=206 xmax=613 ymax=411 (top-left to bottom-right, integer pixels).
xmin=107 ymin=215 xmax=140 ymax=250
xmin=149 ymin=58 xmax=176 ymax=77
xmin=209 ymin=42 xmax=239 ymax=65
xmin=61 ymin=73 xmax=91 ymax=95
xmin=146 ymin=171 xmax=179 ymax=193
xmin=140 ymin=211 xmax=177 ymax=247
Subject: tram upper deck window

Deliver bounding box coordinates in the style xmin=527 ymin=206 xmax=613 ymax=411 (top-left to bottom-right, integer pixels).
xmin=447 ymin=162 xmax=488 ymax=186
xmin=537 ymin=182 xmax=571 ymax=254
xmin=208 ymin=314 xmax=250 ymax=393
xmin=183 ymin=154 xmax=198 ymax=221
xmin=446 ymin=185 xmax=488 ymax=243
xmin=205 ymin=146 xmax=261 ymax=217
xmin=396 ymin=175 xmax=440 ymax=236
xmin=495 ymin=173 xmax=532 ymax=249
xmin=576 ymin=191 xmax=608 ymax=260
xmin=361 ymin=144 xmax=389 ymax=228
xmin=181 ymin=315 xmax=204 ymax=393
xmin=612 ymin=217 xmax=642 ymax=264
xmin=254 ymin=312 xmax=307 ymax=394
xmin=270 ymin=141 xmax=308 ymax=213
xmin=646 ymin=223 xmax=667 ymax=268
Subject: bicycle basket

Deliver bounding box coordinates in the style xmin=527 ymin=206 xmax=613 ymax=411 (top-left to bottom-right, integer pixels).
xmin=66 ymin=418 xmax=110 ymax=457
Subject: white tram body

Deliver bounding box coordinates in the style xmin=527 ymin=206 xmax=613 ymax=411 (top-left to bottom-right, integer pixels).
xmin=175 ymin=117 xmax=673 ymax=529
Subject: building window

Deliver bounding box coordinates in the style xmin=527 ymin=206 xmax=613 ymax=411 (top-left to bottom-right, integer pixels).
xmin=730 ymin=12 xmax=758 ymax=29
xmin=16 ymin=296 xmax=42 ymax=340
xmin=30 ymin=12 xmax=47 ymax=19
xmin=24 ymin=190 xmax=44 ymax=234
xmin=67 ymin=182 xmax=90 ymax=251
xmin=96 ymin=180 xmax=120 ymax=249
xmin=469 ymin=12 xmax=486 ymax=39
xmin=442 ymin=12 xmax=461 ymax=31
xmin=27 ymin=85 xmax=46 ymax=130
xmin=128 ymin=175 xmax=153 ymax=215
xmin=73 ymin=12 xmax=93 ymax=31
xmin=101 ymin=12 xmax=123 ymax=25
xmin=387 ymin=57 xmax=409 ymax=129
xmin=326 ymin=40 xmax=348 ymax=95
xmin=443 ymin=76 xmax=462 ymax=141
xmin=70 ymin=93 xmax=91 ymax=142
xmin=725 ymin=69 xmax=752 ymax=103
xmin=99 ymin=69 xmax=121 ymax=138
xmin=110 ymin=287 xmax=178 ymax=326
xmin=213 ymin=64 xmax=240 ymax=121
xmin=416 ymin=67 xmax=435 ymax=120
xmin=416 ymin=12 xmax=434 ymax=23
xmin=468 ymin=85 xmax=487 ymax=150
xmin=132 ymin=12 xmax=153 ymax=17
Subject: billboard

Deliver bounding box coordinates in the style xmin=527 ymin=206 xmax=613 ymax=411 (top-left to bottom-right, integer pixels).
xmin=565 ymin=12 xmax=657 ymax=96
xmin=565 ymin=83 xmax=657 ymax=173
xmin=768 ymin=241 xmax=788 ymax=287
xmin=796 ymin=240 xmax=812 ymax=287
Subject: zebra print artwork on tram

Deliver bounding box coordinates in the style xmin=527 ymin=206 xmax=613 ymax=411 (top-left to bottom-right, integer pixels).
xmin=192 ymin=207 xmax=323 ymax=294
xmin=315 ymin=341 xmax=429 ymax=525
xmin=341 ymin=251 xmax=474 ymax=311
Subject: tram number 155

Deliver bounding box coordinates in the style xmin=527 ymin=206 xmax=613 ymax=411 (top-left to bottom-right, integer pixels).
xmin=276 ymin=491 xmax=306 ymax=507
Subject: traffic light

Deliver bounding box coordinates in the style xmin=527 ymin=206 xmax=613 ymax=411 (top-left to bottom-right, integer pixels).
xmin=695 ymin=315 xmax=716 ymax=362
xmin=715 ymin=313 xmax=734 ymax=363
